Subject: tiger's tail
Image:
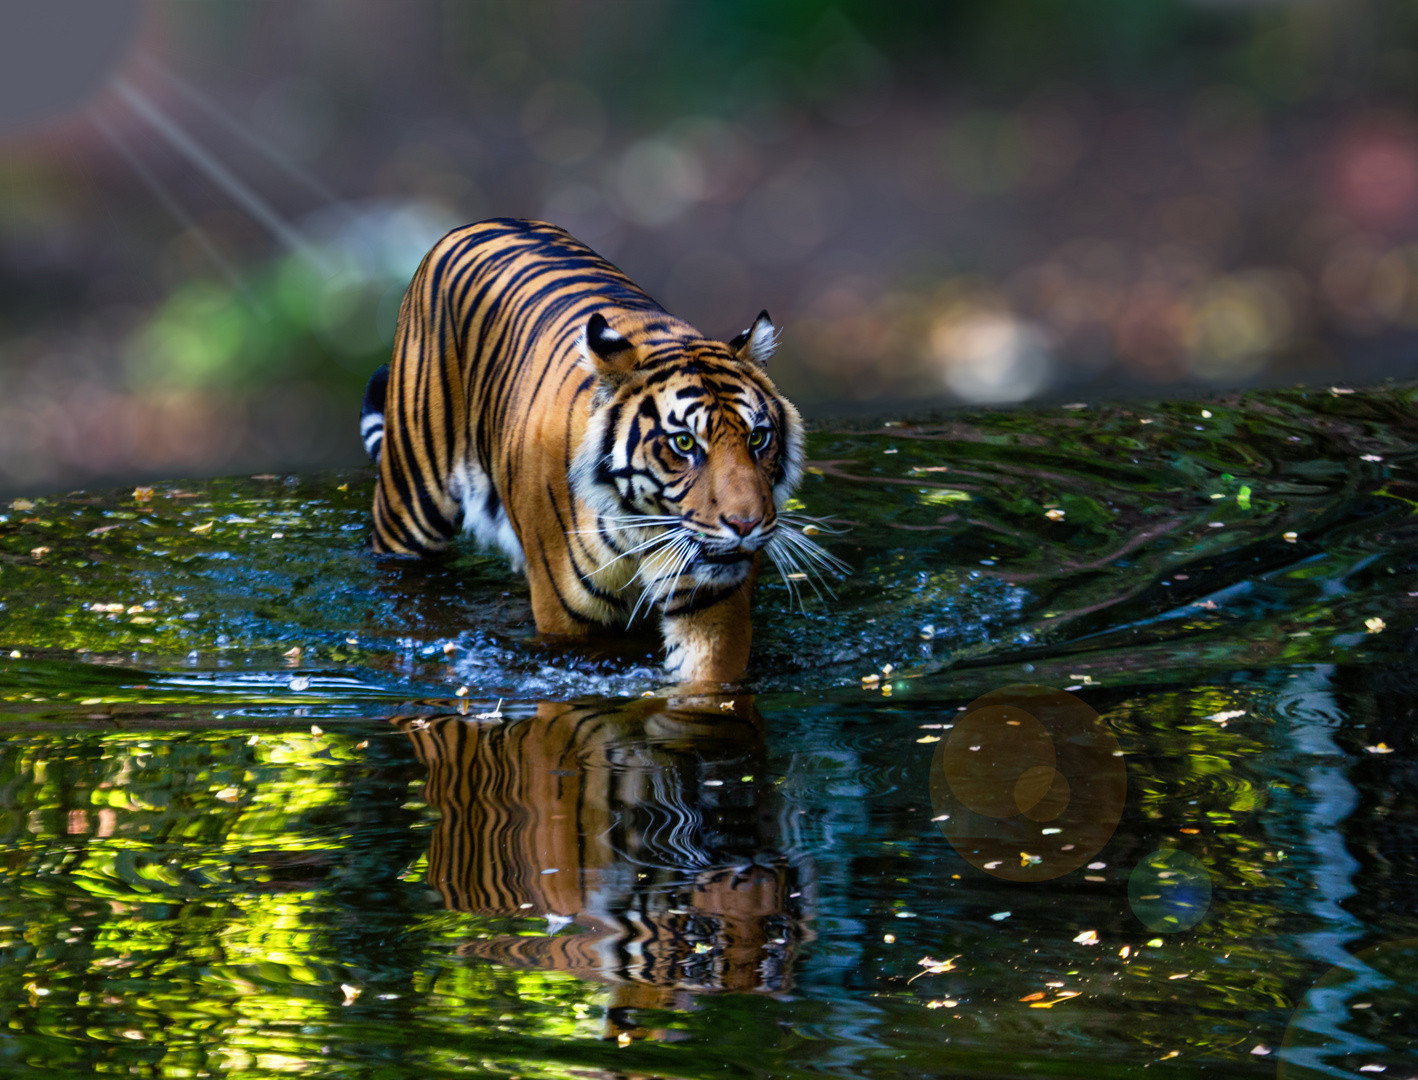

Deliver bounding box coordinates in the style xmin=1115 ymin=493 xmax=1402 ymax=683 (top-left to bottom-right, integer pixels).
xmin=361 ymin=364 xmax=389 ymax=464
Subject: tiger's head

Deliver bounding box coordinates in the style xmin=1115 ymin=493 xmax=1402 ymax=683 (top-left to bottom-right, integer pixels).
xmin=570 ymin=309 xmax=810 ymax=606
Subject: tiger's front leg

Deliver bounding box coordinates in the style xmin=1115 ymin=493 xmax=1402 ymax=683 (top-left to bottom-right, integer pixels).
xmin=659 ymin=566 xmax=757 ymax=684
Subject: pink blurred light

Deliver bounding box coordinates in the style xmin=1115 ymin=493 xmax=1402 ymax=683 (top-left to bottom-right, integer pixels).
xmin=1332 ymin=120 xmax=1418 ymax=229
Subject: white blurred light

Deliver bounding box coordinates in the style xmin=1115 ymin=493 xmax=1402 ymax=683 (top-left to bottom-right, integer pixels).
xmin=614 ymin=139 xmax=704 ymax=227
xmin=932 ymin=311 xmax=1053 ymax=403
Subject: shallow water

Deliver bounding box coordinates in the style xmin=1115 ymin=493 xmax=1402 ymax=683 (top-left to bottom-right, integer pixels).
xmin=2 ymin=385 xmax=1417 ymax=1079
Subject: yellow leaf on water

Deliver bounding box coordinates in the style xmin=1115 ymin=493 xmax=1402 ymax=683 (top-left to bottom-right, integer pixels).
xmin=190 ymin=521 xmax=214 ymax=535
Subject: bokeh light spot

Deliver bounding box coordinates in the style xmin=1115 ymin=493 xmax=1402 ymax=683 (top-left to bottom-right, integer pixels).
xmin=1127 ymin=849 xmax=1212 ymax=932
xmin=930 ymin=686 xmax=1125 ymax=883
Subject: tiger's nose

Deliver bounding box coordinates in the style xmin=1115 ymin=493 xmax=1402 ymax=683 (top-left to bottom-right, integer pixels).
xmin=723 ymin=514 xmax=761 ymax=537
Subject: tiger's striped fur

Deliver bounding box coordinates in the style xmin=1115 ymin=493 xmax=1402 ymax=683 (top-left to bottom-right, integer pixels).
xmin=367 ymin=218 xmax=834 ymax=682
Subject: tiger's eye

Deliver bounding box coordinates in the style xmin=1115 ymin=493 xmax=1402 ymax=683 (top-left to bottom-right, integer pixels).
xmin=748 ymin=428 xmax=771 ymax=450
xmin=672 ymin=432 xmax=697 ymax=454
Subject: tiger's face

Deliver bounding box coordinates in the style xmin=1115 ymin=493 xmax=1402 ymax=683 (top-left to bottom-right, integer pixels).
xmin=571 ymin=310 xmax=804 ymax=601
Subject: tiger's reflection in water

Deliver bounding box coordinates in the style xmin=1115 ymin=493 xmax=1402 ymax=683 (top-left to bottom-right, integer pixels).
xmin=393 ymin=695 xmax=812 ymax=1041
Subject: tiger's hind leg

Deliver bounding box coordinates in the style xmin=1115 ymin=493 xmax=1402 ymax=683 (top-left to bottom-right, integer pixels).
xmin=368 ymin=367 xmax=463 ymax=556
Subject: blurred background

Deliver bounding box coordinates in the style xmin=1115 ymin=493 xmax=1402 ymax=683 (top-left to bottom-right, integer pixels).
xmin=4 ymin=0 xmax=1418 ymax=495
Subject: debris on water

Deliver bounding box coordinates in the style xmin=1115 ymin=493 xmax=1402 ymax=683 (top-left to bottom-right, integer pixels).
xmin=1029 ymin=991 xmax=1081 ymax=1008
xmin=1073 ymin=930 xmax=1099 ymax=945
xmin=133 ymin=487 xmax=153 ymax=501
xmin=1365 ymin=617 xmax=1386 ymax=633
xmin=442 ymin=642 xmax=457 ymax=656
xmin=472 ymin=699 xmax=504 ymax=721
xmin=990 ymin=911 xmax=1011 ymax=921
xmin=1365 ymin=743 xmax=1394 ymax=754
xmin=919 ymin=624 xmax=935 ymax=639
xmin=1206 ymin=709 xmax=1246 ymax=726
xmin=190 ymin=521 xmax=214 ymax=535
xmin=1284 ymin=531 xmax=1298 ymax=542
xmin=862 ymin=673 xmax=880 ymax=687
xmin=289 ymin=676 xmax=310 ymax=691
xmin=455 ymin=686 xmax=469 ymax=697
xmin=1045 ymin=509 xmax=1066 ymax=521
xmin=909 ymin=956 xmax=959 ymax=982
xmin=916 ymin=735 xmax=940 ymax=743
xmin=1250 ymin=1045 xmax=1271 ymax=1056
xmin=341 ymin=984 xmax=361 ymax=1006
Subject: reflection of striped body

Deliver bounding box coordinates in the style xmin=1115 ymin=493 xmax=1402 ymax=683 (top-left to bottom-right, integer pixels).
xmin=394 ymin=698 xmax=809 ymax=1021
xmin=362 ymin=218 xmax=831 ymax=682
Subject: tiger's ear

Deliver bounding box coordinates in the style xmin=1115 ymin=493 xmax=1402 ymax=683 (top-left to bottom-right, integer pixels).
xmin=579 ymin=313 xmax=638 ymax=383
xmin=728 ymin=310 xmax=776 ymax=366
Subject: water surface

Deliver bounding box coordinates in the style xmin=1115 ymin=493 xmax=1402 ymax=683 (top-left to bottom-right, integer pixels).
xmin=2 ymin=385 xmax=1417 ymax=1078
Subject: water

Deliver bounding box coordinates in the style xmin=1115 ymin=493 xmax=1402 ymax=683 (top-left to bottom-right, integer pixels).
xmin=2 ymin=384 xmax=1416 ymax=1079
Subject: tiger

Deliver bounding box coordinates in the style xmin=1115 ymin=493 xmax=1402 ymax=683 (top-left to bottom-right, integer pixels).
xmin=360 ymin=218 xmax=840 ymax=683
xmin=394 ymin=695 xmax=811 ymax=1039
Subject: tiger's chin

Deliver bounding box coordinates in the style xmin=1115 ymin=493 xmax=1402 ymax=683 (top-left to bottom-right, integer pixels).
xmin=686 ymin=553 xmax=753 ymax=588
